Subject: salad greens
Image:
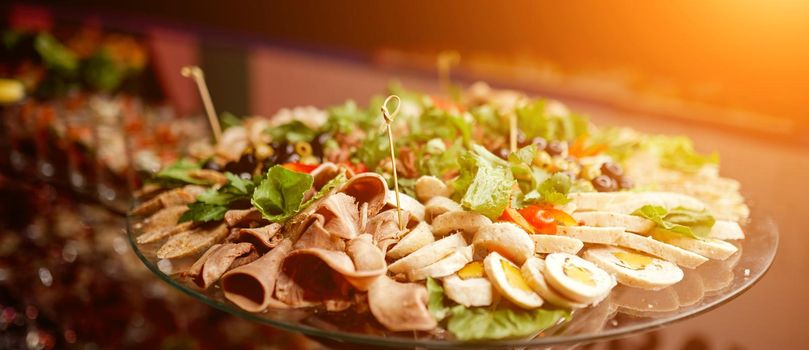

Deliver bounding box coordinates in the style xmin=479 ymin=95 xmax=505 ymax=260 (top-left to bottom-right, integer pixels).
xmin=591 ymin=127 xmax=719 ymax=173
xmin=643 ymin=135 xmax=719 ymax=173
xmin=453 ymin=145 xmax=515 ymax=220
xmin=515 ymin=100 xmax=588 ymax=141
xmin=426 ymin=277 xmax=569 ymax=341
xmin=153 ymin=159 xmax=210 ymax=187
xmin=632 ymin=205 xmax=715 ymax=239
xmin=251 ymin=165 xmax=314 ymax=222
xmin=179 ymin=173 xmax=256 ymax=223
xmin=267 ymin=120 xmax=318 ymax=144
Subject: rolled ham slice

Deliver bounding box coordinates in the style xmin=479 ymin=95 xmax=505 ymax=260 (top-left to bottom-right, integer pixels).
xmin=156 ymin=223 xmax=229 ymax=259
xmin=317 ymin=193 xmax=360 ymax=239
xmin=282 ymin=248 xmax=385 ymax=292
xmin=222 ymin=239 xmax=293 ymax=312
xmin=365 ymin=209 xmax=409 ymax=253
xmin=229 ymin=223 xmax=284 ymax=253
xmin=310 ymin=162 xmax=340 ymax=190
xmin=183 ymin=243 xmax=258 ymax=289
xmin=339 ymin=173 xmax=388 ymax=217
xmin=224 ymin=208 xmax=263 ymax=227
xmin=131 ymin=185 xmax=204 ymax=216
xmin=368 ymin=276 xmax=437 ymax=331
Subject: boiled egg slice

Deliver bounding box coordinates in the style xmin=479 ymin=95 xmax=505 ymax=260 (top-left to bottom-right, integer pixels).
xmin=483 ymin=252 xmax=544 ymax=309
xmin=543 ymin=253 xmax=615 ymax=304
xmin=582 ymin=246 xmax=683 ymax=290
xmin=521 ymin=257 xmax=588 ymax=309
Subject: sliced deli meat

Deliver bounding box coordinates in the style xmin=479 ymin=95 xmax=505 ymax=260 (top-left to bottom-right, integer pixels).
xmin=368 ymin=276 xmax=437 ymax=331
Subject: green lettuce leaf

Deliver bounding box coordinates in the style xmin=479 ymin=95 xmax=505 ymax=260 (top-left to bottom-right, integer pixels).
xmin=507 ymin=145 xmax=571 ymax=207
xmin=447 ymin=305 xmax=570 ymax=341
xmin=153 ymin=159 xmax=210 ymax=186
xmin=34 ymin=33 xmax=78 ymax=73
xmin=454 ymin=145 xmax=514 ymax=220
xmin=515 ymin=100 xmax=589 ymax=141
xmin=426 ymin=277 xmax=450 ymax=322
xmin=632 ymin=205 xmax=715 ymax=239
xmin=81 ymin=50 xmax=124 ymax=92
xmin=267 ymin=121 xmax=318 ymax=143
xmin=417 ymin=139 xmax=464 ymax=180
xmin=251 ymin=165 xmax=314 ymax=222
xmin=179 ymin=172 xmax=256 ymax=223
xmin=643 ymin=135 xmax=719 ymax=173
xmin=325 ymin=100 xmax=379 ymax=134
xmin=536 ymin=173 xmax=572 ymax=206
xmin=178 ymin=202 xmax=229 ymax=223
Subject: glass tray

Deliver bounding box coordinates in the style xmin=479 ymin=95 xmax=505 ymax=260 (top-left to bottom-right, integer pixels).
xmin=127 ymin=207 xmax=777 ymax=349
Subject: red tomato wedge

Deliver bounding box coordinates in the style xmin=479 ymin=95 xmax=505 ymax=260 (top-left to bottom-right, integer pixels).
xmin=282 ymin=162 xmax=318 ymax=174
xmin=516 ymin=205 xmax=578 ymax=234
xmin=499 ymin=207 xmax=536 ymax=234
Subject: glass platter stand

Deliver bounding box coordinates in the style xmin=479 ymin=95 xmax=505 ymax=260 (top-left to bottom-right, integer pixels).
xmin=127 ymin=206 xmax=777 ymax=349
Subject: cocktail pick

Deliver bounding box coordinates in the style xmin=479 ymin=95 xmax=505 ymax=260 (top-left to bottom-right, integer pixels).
xmin=509 ymin=112 xmax=518 ymax=153
xmin=436 ymin=50 xmax=460 ymax=94
xmin=381 ymin=94 xmax=405 ymax=230
xmin=181 ymin=66 xmax=222 ymax=143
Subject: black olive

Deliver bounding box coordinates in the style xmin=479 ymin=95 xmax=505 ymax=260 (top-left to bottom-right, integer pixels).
xmin=619 ymin=177 xmax=634 ymax=189
xmin=495 ymin=148 xmax=510 ymax=160
xmin=600 ymin=162 xmax=624 ymax=179
xmin=516 ymin=131 xmax=529 ymax=147
xmin=547 ymin=140 xmax=567 ymax=156
xmin=532 ymin=137 xmax=548 ymax=151
xmin=202 ymin=159 xmax=222 ymax=171
xmin=592 ymin=175 xmax=617 ymax=192
xmin=224 ymin=152 xmax=257 ymax=176
xmin=311 ymin=133 xmax=331 ymax=158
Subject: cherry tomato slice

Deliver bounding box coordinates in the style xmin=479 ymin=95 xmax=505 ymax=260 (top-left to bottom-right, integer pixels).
xmin=518 ymin=206 xmax=557 ymax=234
xmin=282 ymin=162 xmax=318 ymax=173
xmin=542 ymin=208 xmax=578 ymax=227
xmin=499 ymin=207 xmax=536 ymax=234
xmin=516 ymin=205 xmax=578 ymax=234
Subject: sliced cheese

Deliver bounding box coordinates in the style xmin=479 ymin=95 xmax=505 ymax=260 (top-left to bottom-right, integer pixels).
xmin=556 ymin=226 xmax=624 ymax=245
xmin=616 ymin=232 xmax=708 ymax=269
xmin=569 ymin=192 xmax=706 ymax=214
xmin=387 ymin=233 xmax=466 ymax=274
xmin=531 ymin=234 xmax=584 ymax=254
xmin=442 ymin=275 xmax=494 ymax=307
xmin=406 ymin=246 xmax=473 ymax=281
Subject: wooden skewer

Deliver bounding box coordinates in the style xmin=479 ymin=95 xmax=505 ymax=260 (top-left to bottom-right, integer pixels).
xmin=436 ymin=50 xmax=460 ymax=94
xmin=381 ymin=95 xmax=405 ymax=231
xmin=181 ymin=66 xmax=222 ymax=143
xmin=509 ymin=112 xmax=518 ymax=153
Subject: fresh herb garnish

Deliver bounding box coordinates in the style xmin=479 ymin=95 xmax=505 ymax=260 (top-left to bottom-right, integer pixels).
xmin=179 ymin=172 xmax=256 ymax=223
xmin=632 ymin=205 xmax=715 ymax=239
xmin=153 ymin=159 xmax=210 ymax=187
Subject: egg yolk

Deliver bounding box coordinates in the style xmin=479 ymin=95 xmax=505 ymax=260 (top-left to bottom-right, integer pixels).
xmin=458 ymin=261 xmax=484 ymax=280
xmin=563 ymin=261 xmax=596 ymax=286
xmin=501 ymin=260 xmax=534 ymax=292
xmin=612 ymin=251 xmax=653 ymax=270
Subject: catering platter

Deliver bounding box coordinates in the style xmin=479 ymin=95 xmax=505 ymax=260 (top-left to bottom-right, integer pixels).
xmin=126 ymin=82 xmax=777 ymax=348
